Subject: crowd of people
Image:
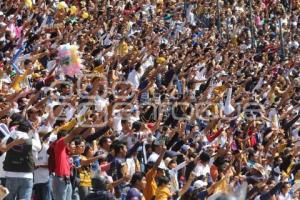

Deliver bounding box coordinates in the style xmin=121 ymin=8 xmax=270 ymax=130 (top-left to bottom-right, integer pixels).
xmin=0 ymin=0 xmax=300 ymax=200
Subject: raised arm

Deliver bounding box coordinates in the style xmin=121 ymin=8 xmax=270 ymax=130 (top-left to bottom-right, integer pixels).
xmin=85 ymin=119 xmax=113 ymax=143
xmin=80 ymin=155 xmax=102 ymax=167
xmin=64 ymin=126 xmax=85 ymax=144
xmin=178 ymin=172 xmax=196 ymax=197
xmin=153 ymin=146 xmax=167 ymax=169
xmin=107 ymin=176 xmax=131 ymax=189
xmin=0 ymin=138 xmax=26 ymax=153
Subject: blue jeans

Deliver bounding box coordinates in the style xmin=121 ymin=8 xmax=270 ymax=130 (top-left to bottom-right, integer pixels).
xmin=52 ymin=176 xmax=72 ymax=200
xmin=5 ymin=177 xmax=33 ymax=200
xmin=33 ymin=181 xmax=51 ymax=200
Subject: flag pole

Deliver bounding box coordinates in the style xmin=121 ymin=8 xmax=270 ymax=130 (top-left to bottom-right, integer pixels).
xmin=279 ymin=18 xmax=285 ymax=60
xmin=217 ymin=0 xmax=221 ymax=34
xmin=249 ymin=0 xmax=255 ymax=48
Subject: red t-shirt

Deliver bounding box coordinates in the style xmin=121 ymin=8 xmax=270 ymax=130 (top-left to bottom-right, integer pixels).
xmin=54 ymin=137 xmax=71 ymax=177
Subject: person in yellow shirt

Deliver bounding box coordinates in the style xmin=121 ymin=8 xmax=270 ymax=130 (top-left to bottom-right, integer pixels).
xmin=75 ymin=141 xmax=104 ymax=200
xmin=144 ymin=146 xmax=166 ymax=200
xmin=77 ymin=141 xmax=92 ymax=200
xmin=118 ymin=38 xmax=129 ymax=57
xmin=155 ymin=176 xmax=171 ymax=200
xmin=155 ymin=172 xmax=196 ymax=200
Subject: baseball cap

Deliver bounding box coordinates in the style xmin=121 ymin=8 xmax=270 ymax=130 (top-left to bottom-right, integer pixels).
xmin=158 ymin=161 xmax=168 ymax=170
xmin=148 ymin=153 xmax=168 ymax=170
xmin=180 ymin=145 xmax=190 ymax=154
xmin=164 ymin=157 xmax=177 ymax=167
xmin=193 ymin=180 xmax=208 ymax=189
xmin=165 ymin=150 xmax=181 ymax=158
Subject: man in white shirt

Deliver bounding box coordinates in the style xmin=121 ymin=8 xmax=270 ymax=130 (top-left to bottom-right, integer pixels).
xmin=193 ymin=152 xmax=211 ymax=177
xmin=147 ymin=140 xmax=168 ymax=170
xmin=95 ymin=94 xmax=109 ymax=113
xmin=277 ymin=182 xmax=292 ymax=200
xmin=165 ymin=157 xmax=187 ymax=193
xmin=127 ymin=64 xmax=142 ymax=89
xmin=117 ymin=119 xmax=136 ymax=149
xmin=0 ymin=123 xmax=26 ymax=186
xmin=33 ymin=138 xmax=51 ymax=200
xmin=3 ymin=118 xmax=41 ymax=200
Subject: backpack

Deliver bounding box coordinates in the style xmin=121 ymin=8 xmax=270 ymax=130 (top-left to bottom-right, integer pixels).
xmin=3 ymin=138 xmax=34 ymax=172
xmin=47 ymin=141 xmax=57 ymax=174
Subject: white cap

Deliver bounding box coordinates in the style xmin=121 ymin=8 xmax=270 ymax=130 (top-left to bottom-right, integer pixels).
xmin=193 ymin=180 xmax=208 ymax=189
xmin=158 ymin=162 xmax=168 ymax=170
xmin=0 ymin=12 xmax=4 ymax=16
xmin=164 ymin=157 xmax=173 ymax=167
xmin=148 ymin=153 xmax=168 ymax=170
xmin=49 ymin=134 xmax=57 ymax=143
